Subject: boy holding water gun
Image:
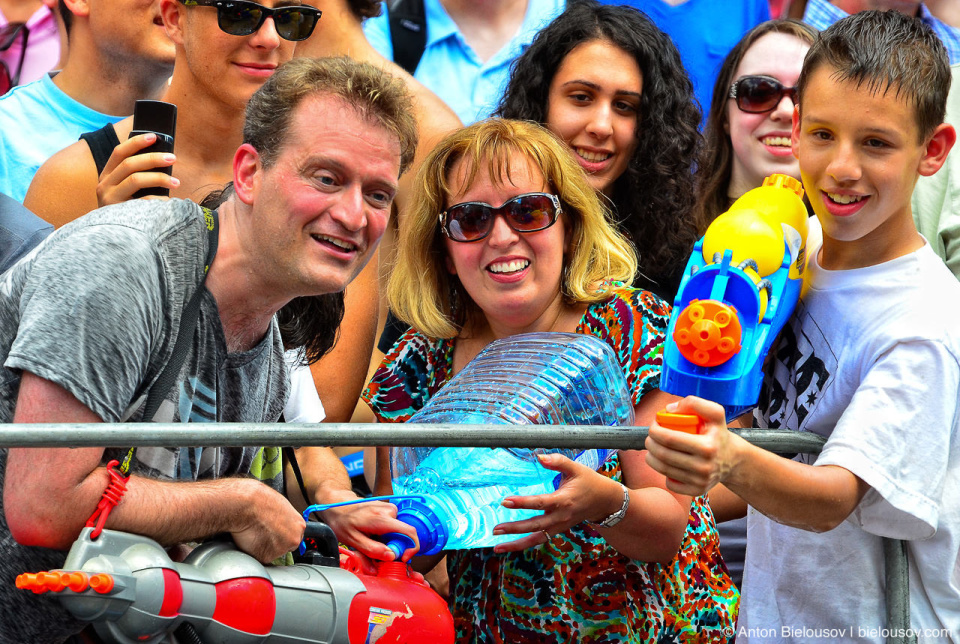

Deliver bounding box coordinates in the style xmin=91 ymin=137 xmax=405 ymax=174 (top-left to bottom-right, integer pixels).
xmin=647 ymin=10 xmax=960 ymax=641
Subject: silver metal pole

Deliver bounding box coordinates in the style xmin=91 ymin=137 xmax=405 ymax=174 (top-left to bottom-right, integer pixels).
xmin=3 ymin=422 xmax=911 ymax=641
xmin=0 ymin=423 xmax=824 ymax=454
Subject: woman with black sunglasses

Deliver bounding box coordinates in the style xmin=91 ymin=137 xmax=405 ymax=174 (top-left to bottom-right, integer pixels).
xmin=694 ymin=19 xmax=817 ymax=233
xmin=362 ymin=118 xmax=738 ymax=643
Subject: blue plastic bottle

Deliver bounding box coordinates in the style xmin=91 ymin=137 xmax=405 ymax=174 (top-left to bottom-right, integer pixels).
xmin=388 ymin=332 xmax=635 ymax=555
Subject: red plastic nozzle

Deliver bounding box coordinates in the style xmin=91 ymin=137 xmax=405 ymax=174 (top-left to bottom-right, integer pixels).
xmin=61 ymin=572 xmax=90 ymax=592
xmin=375 ymin=561 xmax=410 ymax=580
xmin=89 ymin=573 xmax=115 ymax=594
xmin=673 ymin=300 xmax=742 ymax=367
xmin=16 ymin=570 xmax=84 ymax=594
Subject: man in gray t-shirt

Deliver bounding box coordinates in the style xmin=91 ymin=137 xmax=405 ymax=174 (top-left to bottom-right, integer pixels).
xmin=0 ymin=57 xmax=419 ymax=643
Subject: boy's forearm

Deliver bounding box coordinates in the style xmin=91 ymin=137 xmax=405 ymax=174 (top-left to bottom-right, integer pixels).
xmin=723 ymin=435 xmax=869 ymax=532
xmin=646 ymin=397 xmax=871 ymax=533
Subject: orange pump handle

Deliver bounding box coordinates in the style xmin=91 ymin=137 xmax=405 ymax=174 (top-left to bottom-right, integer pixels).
xmin=656 ymin=411 xmax=703 ymax=434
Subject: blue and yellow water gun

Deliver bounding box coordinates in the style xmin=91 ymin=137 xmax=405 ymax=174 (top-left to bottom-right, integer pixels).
xmin=660 ymin=174 xmax=808 ymax=420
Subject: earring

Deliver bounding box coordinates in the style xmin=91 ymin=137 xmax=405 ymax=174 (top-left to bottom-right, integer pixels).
xmin=561 ymin=262 xmax=572 ymax=299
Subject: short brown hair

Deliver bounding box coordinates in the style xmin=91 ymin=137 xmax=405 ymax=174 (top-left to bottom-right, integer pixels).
xmin=389 ymin=118 xmax=638 ymax=339
xmin=241 ymin=57 xmax=417 ymax=365
xmin=797 ymin=9 xmax=950 ymax=142
xmin=243 ymin=56 xmax=418 ymax=175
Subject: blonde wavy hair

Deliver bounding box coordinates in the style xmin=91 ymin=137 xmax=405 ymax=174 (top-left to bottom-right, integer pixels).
xmin=388 ymin=118 xmax=638 ymax=339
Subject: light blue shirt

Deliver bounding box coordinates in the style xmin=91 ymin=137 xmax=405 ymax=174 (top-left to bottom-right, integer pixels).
xmin=364 ymin=0 xmax=565 ymax=124
xmin=0 ymin=73 xmax=124 ymax=202
xmin=803 ymin=0 xmax=960 ymax=65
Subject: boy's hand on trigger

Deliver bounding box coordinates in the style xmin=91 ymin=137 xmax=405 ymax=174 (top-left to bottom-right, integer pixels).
xmin=645 ymin=396 xmax=741 ymax=496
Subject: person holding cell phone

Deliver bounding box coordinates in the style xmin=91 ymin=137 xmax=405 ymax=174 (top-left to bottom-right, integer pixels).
xmin=23 ymin=0 xmax=321 ymax=225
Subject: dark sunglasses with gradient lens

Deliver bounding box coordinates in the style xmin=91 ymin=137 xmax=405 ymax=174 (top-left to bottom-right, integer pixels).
xmin=728 ymin=75 xmax=798 ymax=114
xmin=0 ymin=22 xmax=28 ymax=96
xmin=440 ymin=193 xmax=562 ymax=243
xmin=178 ymin=0 xmax=321 ymax=41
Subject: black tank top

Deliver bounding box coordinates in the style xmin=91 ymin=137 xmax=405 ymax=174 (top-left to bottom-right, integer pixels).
xmin=79 ymin=123 xmax=122 ymax=176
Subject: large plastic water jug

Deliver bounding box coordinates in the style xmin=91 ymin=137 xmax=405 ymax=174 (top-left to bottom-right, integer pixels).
xmin=389 ymin=332 xmax=634 ymax=554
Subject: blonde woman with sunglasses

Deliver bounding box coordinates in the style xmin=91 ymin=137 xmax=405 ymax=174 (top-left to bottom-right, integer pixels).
xmin=362 ymin=118 xmax=738 ymax=643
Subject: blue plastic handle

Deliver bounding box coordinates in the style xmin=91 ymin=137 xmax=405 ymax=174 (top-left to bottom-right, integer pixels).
xmin=300 ymin=495 xmax=440 ymax=558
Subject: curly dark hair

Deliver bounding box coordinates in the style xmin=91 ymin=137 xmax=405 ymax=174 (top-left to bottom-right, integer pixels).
xmin=695 ymin=20 xmax=817 ymax=234
xmin=346 ymin=0 xmax=383 ymax=20
xmin=496 ymin=0 xmax=702 ymax=301
xmin=200 ymin=185 xmax=345 ymax=366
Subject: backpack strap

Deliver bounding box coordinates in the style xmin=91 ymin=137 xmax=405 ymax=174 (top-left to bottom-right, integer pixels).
xmin=139 ymin=206 xmax=219 ymax=424
xmin=388 ymin=0 xmax=427 ymax=75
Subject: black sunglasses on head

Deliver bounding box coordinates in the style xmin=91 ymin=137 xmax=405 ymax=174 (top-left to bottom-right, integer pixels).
xmin=178 ymin=0 xmax=321 ymax=41
xmin=0 ymin=22 xmax=28 ymax=96
xmin=729 ymin=75 xmax=798 ymax=114
xmin=439 ymin=193 xmax=562 ymax=243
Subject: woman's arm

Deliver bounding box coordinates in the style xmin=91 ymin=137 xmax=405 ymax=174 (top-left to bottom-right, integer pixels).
xmin=492 ymin=389 xmax=692 ymax=562
xmin=595 ymin=389 xmax=691 ymax=561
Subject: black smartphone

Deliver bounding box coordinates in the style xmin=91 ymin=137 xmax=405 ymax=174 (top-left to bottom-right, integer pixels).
xmin=129 ymin=100 xmax=177 ymax=199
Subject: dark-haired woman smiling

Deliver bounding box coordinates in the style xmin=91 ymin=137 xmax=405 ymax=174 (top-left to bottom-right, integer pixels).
xmin=497 ymin=0 xmax=702 ymax=302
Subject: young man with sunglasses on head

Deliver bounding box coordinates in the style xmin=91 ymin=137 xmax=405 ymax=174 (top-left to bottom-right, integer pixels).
xmin=0 ymin=55 xmax=420 ymax=644
xmin=0 ymin=0 xmax=175 ymax=203
xmin=23 ymin=0 xmax=321 ymax=226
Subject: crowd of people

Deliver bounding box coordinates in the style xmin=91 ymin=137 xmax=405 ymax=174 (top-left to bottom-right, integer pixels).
xmin=1 ymin=1 xmax=959 ymax=643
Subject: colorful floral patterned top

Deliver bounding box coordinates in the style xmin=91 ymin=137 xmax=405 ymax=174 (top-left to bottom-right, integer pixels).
xmin=363 ymin=284 xmax=739 ymax=643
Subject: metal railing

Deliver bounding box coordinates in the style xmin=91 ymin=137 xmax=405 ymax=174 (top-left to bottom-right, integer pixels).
xmin=0 ymin=423 xmax=910 ymax=644
xmin=0 ymin=423 xmax=823 ymax=451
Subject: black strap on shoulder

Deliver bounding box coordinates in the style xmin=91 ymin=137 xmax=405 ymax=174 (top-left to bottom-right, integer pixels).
xmin=140 ymin=207 xmax=219 ymax=424
xmin=388 ymin=0 xmax=427 ymax=75
xmin=282 ymin=445 xmax=313 ymax=506
xmin=79 ymin=123 xmax=122 ymax=177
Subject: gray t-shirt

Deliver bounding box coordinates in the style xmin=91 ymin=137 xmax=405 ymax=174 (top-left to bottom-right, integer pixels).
xmin=0 ymin=198 xmax=289 ymax=643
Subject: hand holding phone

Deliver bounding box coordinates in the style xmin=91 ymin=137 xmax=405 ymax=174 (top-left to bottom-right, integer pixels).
xmin=129 ymin=100 xmax=177 ymax=199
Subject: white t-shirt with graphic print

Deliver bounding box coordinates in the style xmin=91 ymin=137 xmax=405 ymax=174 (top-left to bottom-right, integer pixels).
xmin=745 ymin=218 xmax=960 ymax=643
